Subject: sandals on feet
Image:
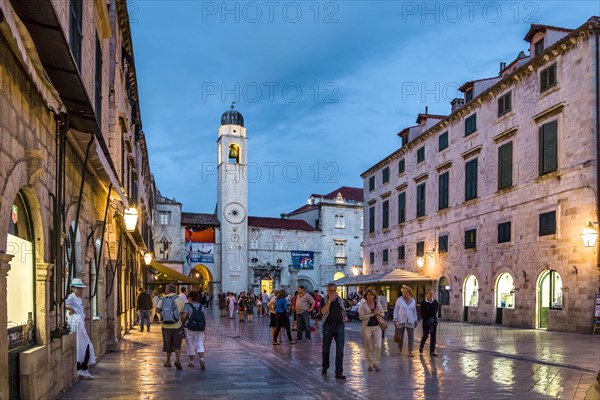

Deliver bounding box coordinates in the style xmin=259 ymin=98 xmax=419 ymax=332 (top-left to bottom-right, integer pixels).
xmin=163 ymin=361 xmax=171 ymax=368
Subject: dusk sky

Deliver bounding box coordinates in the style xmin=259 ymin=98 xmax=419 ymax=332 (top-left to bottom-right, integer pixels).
xmin=130 ymin=1 xmax=599 ymax=217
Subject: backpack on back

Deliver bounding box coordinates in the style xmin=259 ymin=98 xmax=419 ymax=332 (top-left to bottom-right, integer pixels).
xmin=160 ymin=295 xmax=180 ymax=324
xmin=186 ymin=303 xmax=206 ymax=332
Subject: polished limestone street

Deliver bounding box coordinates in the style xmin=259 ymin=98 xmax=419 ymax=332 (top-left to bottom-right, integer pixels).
xmin=60 ymin=309 xmax=599 ymax=400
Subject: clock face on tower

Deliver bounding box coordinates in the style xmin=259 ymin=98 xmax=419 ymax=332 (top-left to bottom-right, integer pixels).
xmin=223 ymin=202 xmax=246 ymax=224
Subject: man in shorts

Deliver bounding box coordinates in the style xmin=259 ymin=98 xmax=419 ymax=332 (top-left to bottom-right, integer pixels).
xmin=157 ymin=284 xmax=185 ymax=369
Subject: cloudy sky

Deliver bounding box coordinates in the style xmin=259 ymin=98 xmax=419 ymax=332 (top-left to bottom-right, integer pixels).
xmin=130 ymin=1 xmax=598 ymax=217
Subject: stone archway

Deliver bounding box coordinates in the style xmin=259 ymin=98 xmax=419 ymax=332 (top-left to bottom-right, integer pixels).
xmin=190 ymin=264 xmax=214 ymax=294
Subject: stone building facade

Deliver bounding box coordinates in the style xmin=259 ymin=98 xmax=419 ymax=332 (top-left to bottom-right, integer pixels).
xmin=0 ymin=1 xmax=155 ymax=399
xmin=361 ymin=18 xmax=600 ymax=333
xmin=286 ymin=187 xmax=364 ymax=294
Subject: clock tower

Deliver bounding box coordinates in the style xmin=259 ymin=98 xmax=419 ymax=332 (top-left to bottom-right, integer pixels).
xmin=217 ymin=105 xmax=248 ymax=294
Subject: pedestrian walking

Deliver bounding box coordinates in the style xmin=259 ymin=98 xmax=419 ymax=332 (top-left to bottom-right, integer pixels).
xmin=65 ymin=278 xmax=96 ymax=380
xmin=228 ymin=292 xmax=236 ymax=319
xmin=151 ymin=290 xmax=161 ymax=323
xmin=237 ymin=293 xmax=246 ymax=322
xmin=218 ymin=290 xmax=227 ymax=318
xmin=273 ymin=290 xmax=296 ymax=345
xmin=378 ymin=290 xmax=388 ymax=338
xmin=136 ymin=288 xmax=153 ymax=332
xmin=295 ymin=286 xmax=315 ymax=341
xmin=358 ymin=288 xmax=384 ymax=371
xmin=419 ymin=288 xmax=439 ymax=357
xmin=261 ymin=290 xmax=270 ymax=316
xmin=393 ymin=286 xmax=418 ymax=358
xmin=157 ymin=284 xmax=185 ymax=369
xmin=245 ymin=294 xmax=255 ymax=322
xmin=181 ymin=291 xmax=207 ymax=369
xmin=312 ymin=290 xmax=323 ymax=332
xmin=179 ymin=287 xmax=188 ymax=303
xmin=320 ymin=283 xmax=347 ymax=379
xmin=267 ymin=292 xmax=281 ymax=343
xmin=256 ymin=296 xmax=263 ymax=317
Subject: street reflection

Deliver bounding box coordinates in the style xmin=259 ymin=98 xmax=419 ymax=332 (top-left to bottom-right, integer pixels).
xmin=459 ymin=352 xmax=479 ymax=379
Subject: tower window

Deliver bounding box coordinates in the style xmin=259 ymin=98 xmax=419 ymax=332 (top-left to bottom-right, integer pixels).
xmin=228 ymin=143 xmax=240 ymax=163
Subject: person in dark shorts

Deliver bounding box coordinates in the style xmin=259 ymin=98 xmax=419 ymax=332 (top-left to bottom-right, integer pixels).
xmin=157 ymin=284 xmax=185 ymax=369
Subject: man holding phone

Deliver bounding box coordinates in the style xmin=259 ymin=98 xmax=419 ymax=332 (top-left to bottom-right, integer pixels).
xmin=320 ymin=283 xmax=348 ymax=380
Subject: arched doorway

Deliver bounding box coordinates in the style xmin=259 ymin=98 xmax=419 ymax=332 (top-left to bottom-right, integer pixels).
xmin=333 ymin=272 xmax=347 ymax=298
xmin=495 ymin=272 xmax=514 ymax=324
xmin=297 ymin=277 xmax=314 ymax=294
xmin=260 ymin=274 xmax=273 ymax=294
xmin=463 ymin=275 xmax=479 ymax=321
xmin=190 ymin=264 xmax=213 ymax=294
xmin=537 ymin=269 xmax=563 ymax=329
xmin=6 ymin=191 xmax=36 ymax=399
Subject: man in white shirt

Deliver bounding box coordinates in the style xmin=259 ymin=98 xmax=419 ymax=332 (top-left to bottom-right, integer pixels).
xmin=179 ymin=287 xmax=188 ymax=302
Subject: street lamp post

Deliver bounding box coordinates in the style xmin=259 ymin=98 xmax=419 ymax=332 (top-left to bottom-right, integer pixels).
xmin=123 ymin=207 xmax=139 ymax=231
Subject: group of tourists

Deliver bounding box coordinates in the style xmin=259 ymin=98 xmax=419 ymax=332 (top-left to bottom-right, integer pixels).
xmin=68 ymin=275 xmax=439 ymax=383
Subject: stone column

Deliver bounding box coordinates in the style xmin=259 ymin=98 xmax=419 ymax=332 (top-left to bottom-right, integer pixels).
xmin=0 ymin=253 xmax=14 ymax=400
xmin=36 ymin=262 xmax=54 ymax=345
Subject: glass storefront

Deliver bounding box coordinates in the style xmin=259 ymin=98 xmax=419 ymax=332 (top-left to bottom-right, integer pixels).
xmin=496 ymin=273 xmax=515 ymax=309
xmin=464 ymin=275 xmax=479 ymax=307
xmin=6 ymin=192 xmax=35 ymax=351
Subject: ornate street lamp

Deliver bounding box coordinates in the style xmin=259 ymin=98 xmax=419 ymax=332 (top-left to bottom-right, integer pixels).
xmin=123 ymin=207 xmax=139 ymax=231
xmin=143 ymin=252 xmax=153 ymax=266
xmin=582 ymin=222 xmax=598 ymax=247
xmin=352 ymin=265 xmax=361 ymax=276
xmin=416 ymin=256 xmax=425 ymax=269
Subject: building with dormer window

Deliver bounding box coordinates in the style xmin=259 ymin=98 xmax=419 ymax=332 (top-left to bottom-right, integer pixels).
xmin=359 ymin=17 xmax=600 ymax=334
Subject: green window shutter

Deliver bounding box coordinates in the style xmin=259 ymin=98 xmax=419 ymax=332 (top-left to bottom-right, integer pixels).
xmin=382 ymin=200 xmax=389 ymax=229
xmin=369 ymin=206 xmax=375 ymax=233
xmin=417 ymin=183 xmax=426 ymax=217
xmin=539 ymin=121 xmax=558 ymax=175
xmin=439 ymin=172 xmax=449 ymax=210
xmin=416 ymin=241 xmax=424 ymax=257
xmin=398 ymin=192 xmax=406 ymax=223
xmin=498 ymin=142 xmax=513 ymax=190
xmin=399 ymin=159 xmax=405 ymax=174
xmin=465 ymin=159 xmax=478 ymax=201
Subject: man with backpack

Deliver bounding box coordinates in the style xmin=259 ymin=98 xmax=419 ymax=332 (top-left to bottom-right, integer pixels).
xmin=181 ymin=291 xmax=207 ymax=369
xmin=156 ymin=284 xmax=185 ymax=369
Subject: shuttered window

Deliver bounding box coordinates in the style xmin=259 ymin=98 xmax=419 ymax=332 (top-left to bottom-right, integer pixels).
xmin=439 ymin=131 xmax=449 ymax=151
xmin=465 ymin=158 xmax=478 ymax=201
xmin=398 ymin=192 xmax=406 ymax=224
xmin=438 ymin=235 xmax=448 ymax=253
xmin=416 ymin=183 xmax=426 ymax=218
xmin=439 ymin=172 xmax=449 ymax=210
xmin=69 ymin=0 xmax=83 ymax=69
xmin=369 ymin=206 xmax=375 ymax=233
xmin=465 ymin=229 xmax=477 ymax=249
xmin=465 ymin=114 xmax=477 ymax=136
xmin=382 ymin=200 xmax=389 ymax=230
xmin=498 ymin=91 xmax=512 ymax=117
xmin=498 ymin=142 xmax=513 ymax=190
xmin=498 ymin=222 xmax=511 ymax=243
xmin=539 ymin=121 xmax=558 ymax=175
xmin=540 ymin=63 xmax=557 ymax=92
xmin=539 ymin=211 xmax=556 ymax=236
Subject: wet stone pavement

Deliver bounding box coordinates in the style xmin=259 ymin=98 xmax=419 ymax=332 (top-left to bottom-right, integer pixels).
xmin=60 ymin=309 xmax=600 ymax=400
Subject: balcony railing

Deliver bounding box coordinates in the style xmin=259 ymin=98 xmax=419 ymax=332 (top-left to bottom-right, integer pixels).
xmin=335 ymin=256 xmax=347 ymax=265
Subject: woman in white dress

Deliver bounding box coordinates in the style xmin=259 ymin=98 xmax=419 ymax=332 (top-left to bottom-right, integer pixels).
xmin=227 ymin=292 xmax=236 ymax=319
xmin=65 ymin=278 xmax=96 ymax=379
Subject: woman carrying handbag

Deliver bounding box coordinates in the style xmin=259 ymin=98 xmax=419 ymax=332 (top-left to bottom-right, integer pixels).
xmin=358 ymin=288 xmax=385 ymax=371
